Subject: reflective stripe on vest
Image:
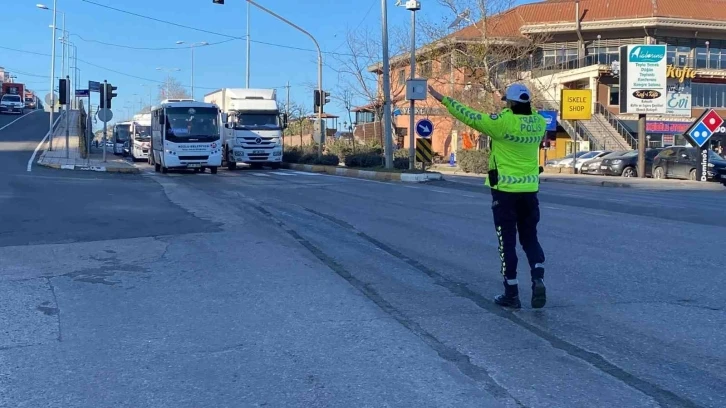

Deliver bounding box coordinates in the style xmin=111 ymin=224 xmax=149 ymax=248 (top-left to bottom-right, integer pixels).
xmin=498 ymin=174 xmax=539 ymax=185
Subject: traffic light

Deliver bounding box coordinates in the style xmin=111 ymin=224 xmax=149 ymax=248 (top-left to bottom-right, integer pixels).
xmin=99 ymin=85 xmax=106 ymax=109
xmin=104 ymin=83 xmax=118 ymax=109
xmin=58 ymin=78 xmax=68 ymax=105
xmin=313 ymin=90 xmax=331 ymax=110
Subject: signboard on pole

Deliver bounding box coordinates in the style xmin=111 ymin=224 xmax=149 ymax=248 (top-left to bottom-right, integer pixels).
xmin=89 ymin=81 xmax=101 ymax=93
xmin=75 ymin=89 xmax=89 ymax=97
xmin=560 ymin=89 xmax=591 ymax=120
xmin=619 ymin=44 xmax=668 ymax=114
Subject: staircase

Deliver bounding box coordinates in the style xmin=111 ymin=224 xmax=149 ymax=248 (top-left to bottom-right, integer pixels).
xmin=577 ymin=114 xmax=630 ymax=151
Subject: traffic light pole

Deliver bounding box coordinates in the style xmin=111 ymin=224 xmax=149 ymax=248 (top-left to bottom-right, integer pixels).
xmin=245 ymin=0 xmax=323 ymax=157
xmin=102 ymin=79 xmax=107 ymax=163
xmin=65 ymin=75 xmax=70 ymax=159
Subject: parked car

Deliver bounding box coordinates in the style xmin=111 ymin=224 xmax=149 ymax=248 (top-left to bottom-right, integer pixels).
xmin=0 ymin=94 xmax=25 ymax=115
xmin=574 ymin=150 xmax=610 ymax=171
xmin=580 ymin=150 xmax=627 ymax=175
xmin=545 ymin=151 xmax=589 ymax=167
xmin=599 ymin=148 xmax=662 ymax=177
xmin=719 ymin=168 xmax=726 ymax=186
xmin=652 ymin=146 xmax=726 ymax=181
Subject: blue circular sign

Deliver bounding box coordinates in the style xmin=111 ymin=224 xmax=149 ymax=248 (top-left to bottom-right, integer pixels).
xmin=416 ymin=118 xmax=434 ymax=138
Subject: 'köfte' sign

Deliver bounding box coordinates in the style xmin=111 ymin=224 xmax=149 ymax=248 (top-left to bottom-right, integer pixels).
xmin=665 ymin=65 xmax=696 ymax=83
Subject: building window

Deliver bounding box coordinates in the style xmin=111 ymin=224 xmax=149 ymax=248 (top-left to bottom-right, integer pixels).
xmin=609 ymin=85 xmax=619 ymax=106
xmin=691 ymin=83 xmax=726 ymax=108
xmin=419 ymin=61 xmax=432 ymax=77
xmin=398 ymin=69 xmax=405 ymax=85
xmin=440 ymin=54 xmax=451 ymax=75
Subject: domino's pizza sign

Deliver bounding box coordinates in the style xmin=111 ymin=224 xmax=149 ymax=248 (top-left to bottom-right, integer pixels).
xmin=684 ymin=109 xmax=724 ymax=148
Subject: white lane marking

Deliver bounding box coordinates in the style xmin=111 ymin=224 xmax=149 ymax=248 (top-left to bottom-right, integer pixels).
xmin=27 ymin=113 xmax=63 ymax=172
xmin=250 ymin=172 xmax=270 ymax=177
xmin=0 ymin=110 xmax=38 ymax=132
xmin=289 ymin=170 xmax=322 ymax=176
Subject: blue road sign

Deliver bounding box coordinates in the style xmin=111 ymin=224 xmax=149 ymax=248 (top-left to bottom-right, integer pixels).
xmin=75 ymin=89 xmax=89 ymax=97
xmin=416 ymin=118 xmax=434 ymax=138
xmin=88 ymin=81 xmax=101 ymax=92
xmin=538 ymin=110 xmax=558 ymax=131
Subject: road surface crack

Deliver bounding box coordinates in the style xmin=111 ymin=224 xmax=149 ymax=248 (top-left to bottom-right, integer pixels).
xmin=250 ymin=203 xmax=526 ymax=407
xmin=302 ymin=208 xmax=704 ymax=408
xmin=45 ymin=277 xmax=62 ymax=342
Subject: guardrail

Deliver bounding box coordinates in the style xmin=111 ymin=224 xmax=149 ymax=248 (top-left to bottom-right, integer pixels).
xmin=595 ymin=102 xmax=637 ymax=148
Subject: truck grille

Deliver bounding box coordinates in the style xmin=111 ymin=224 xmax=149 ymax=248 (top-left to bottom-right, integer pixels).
xmin=238 ymin=136 xmax=277 ymax=148
xmin=179 ymin=155 xmax=208 ymax=160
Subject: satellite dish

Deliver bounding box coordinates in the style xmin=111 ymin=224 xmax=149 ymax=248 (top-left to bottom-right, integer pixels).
xmin=448 ymin=9 xmax=471 ymax=29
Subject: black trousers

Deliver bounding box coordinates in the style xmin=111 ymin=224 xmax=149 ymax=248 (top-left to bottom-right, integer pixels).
xmin=490 ymin=189 xmax=545 ymax=284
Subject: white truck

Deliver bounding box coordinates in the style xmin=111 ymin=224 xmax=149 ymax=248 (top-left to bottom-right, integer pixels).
xmin=203 ymin=88 xmax=287 ymax=170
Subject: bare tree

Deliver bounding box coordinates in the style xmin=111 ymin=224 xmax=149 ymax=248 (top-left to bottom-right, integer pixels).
xmin=283 ymin=100 xmax=313 ymax=146
xmin=329 ymin=27 xmax=410 ymax=124
xmin=158 ymin=76 xmax=191 ymax=101
xmin=418 ymin=0 xmax=552 ymax=113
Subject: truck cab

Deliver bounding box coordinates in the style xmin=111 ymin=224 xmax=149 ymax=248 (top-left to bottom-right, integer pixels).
xmin=204 ymin=88 xmax=288 ymax=170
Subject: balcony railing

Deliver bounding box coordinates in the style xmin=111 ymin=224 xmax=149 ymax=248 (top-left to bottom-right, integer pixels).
xmin=595 ymin=102 xmax=637 ymax=149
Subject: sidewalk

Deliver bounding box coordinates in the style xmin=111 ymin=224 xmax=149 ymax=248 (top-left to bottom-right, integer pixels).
xmin=37 ymin=112 xmax=139 ymax=174
xmin=432 ymin=164 xmax=725 ymax=191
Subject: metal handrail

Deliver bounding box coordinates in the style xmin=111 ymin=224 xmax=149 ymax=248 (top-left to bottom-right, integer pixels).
xmin=595 ymin=103 xmax=637 ymax=148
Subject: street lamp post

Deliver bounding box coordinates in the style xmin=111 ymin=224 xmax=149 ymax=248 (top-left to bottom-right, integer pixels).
xmin=243 ymin=0 xmax=324 ymax=157
xmin=37 ymin=2 xmax=62 ymax=150
xmin=156 ymin=67 xmax=181 ymax=100
xmin=176 ymin=41 xmax=208 ymax=100
xmin=380 ymin=0 xmax=394 ymax=168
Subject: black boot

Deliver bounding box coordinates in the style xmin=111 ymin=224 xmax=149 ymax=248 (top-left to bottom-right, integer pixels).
xmin=494 ymin=281 xmax=521 ymax=309
xmin=531 ymin=278 xmax=546 ymax=309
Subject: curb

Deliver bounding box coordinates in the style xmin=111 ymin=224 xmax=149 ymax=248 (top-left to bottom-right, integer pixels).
xmin=539 ymin=177 xmax=633 ymax=188
xmin=282 ymin=163 xmax=443 ymax=183
xmin=37 ymin=159 xmax=140 ymax=174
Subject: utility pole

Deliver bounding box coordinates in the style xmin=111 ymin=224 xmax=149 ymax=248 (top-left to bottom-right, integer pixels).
xmin=380 ymin=0 xmax=394 ymax=169
xmin=285 ymin=81 xmax=290 ymax=118
xmin=246 ymin=1 xmax=251 ymax=88
xmin=406 ymin=1 xmax=421 ymax=170
xmin=65 ymin=75 xmax=70 ymax=158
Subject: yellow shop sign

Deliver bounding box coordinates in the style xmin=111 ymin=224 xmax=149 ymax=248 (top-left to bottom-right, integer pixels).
xmin=665 ymin=65 xmax=696 ymax=83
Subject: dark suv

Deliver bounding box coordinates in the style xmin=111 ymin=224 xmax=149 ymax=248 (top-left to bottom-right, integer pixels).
xmin=599 ymin=148 xmax=662 ymax=177
xmin=652 ymin=146 xmax=726 ymax=181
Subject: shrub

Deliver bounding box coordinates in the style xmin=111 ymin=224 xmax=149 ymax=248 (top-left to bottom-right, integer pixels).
xmin=393 ymin=157 xmax=410 ymax=170
xmin=344 ymin=152 xmax=384 ymax=168
xmin=283 ymin=147 xmax=302 ymax=164
xmin=457 ymin=149 xmax=490 ymax=174
xmin=315 ymin=154 xmax=340 ymax=166
xmin=299 ymin=153 xmax=317 ymax=164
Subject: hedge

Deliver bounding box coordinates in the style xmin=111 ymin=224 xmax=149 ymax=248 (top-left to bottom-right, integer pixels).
xmin=457 ymin=149 xmax=490 ymax=174
xmin=344 ymin=152 xmax=384 ymax=168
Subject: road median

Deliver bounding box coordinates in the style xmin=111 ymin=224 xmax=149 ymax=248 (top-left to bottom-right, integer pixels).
xmin=36 ymin=113 xmax=139 ymax=174
xmin=282 ymin=163 xmax=443 ymax=183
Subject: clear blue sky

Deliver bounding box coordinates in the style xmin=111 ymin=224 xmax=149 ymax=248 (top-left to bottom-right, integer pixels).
xmin=1 ymin=0 xmax=490 ymax=130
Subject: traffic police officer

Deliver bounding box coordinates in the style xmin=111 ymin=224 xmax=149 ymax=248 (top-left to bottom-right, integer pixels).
xmin=428 ymin=83 xmax=547 ymax=309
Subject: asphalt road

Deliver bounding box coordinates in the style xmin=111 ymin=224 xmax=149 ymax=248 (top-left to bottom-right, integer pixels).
xmin=1 ymin=130 xmax=724 ymax=406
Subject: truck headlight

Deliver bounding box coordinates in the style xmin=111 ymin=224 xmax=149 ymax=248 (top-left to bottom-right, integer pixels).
xmin=708 ymin=163 xmax=714 ymax=168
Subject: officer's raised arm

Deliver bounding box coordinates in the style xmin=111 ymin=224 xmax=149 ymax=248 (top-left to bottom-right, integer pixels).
xmin=427 ymin=85 xmax=505 ymax=139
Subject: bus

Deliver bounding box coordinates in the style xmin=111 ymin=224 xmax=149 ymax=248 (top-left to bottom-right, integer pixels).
xmin=129 ymin=113 xmax=152 ymax=161
xmin=112 ymin=121 xmax=131 ymax=155
xmin=150 ymin=100 xmax=222 ymax=174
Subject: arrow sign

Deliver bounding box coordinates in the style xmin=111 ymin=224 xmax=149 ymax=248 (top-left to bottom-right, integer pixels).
xmin=416 ymin=118 xmax=434 ymax=138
